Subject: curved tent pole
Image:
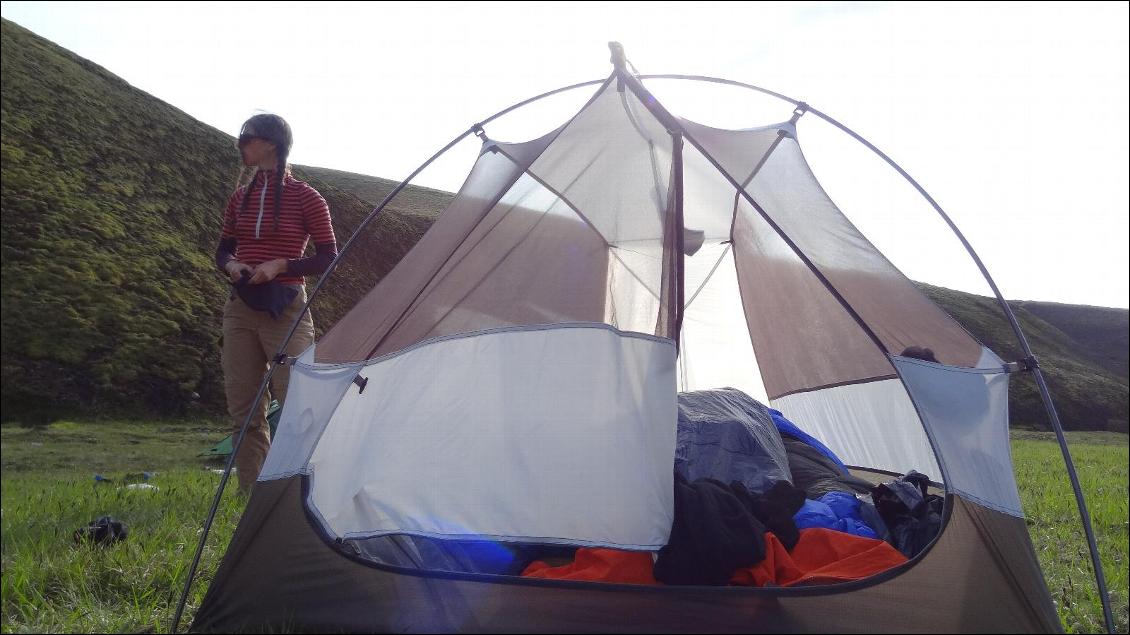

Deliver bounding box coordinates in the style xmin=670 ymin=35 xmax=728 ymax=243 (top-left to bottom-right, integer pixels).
xmin=800 ymin=102 xmax=1115 ymax=635
xmin=478 ymin=78 xmax=606 ymax=127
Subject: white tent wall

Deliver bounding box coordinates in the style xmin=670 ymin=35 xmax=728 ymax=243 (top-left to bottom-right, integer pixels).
xmin=313 ymin=141 xmax=541 ymax=363
xmin=525 ymin=83 xmax=673 ymax=246
xmin=730 ymin=191 xmax=897 ymax=398
xmin=258 ymin=347 xmax=362 ymax=480
xmin=668 ymin=114 xmax=1005 ymax=485
xmin=673 ymin=130 xmax=778 ymax=402
xmin=772 ymin=379 xmax=942 ymax=478
xmin=391 ymin=173 xmax=611 ymax=337
xmin=522 ymin=82 xmax=678 ymax=338
xmin=894 ymin=354 xmax=1023 ymax=515
xmin=303 ymin=324 xmax=677 ymax=549
xmin=604 ymin=240 xmax=667 ymax=336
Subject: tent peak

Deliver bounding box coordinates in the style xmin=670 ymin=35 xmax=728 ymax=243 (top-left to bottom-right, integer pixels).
xmin=608 ymin=41 xmax=627 ymax=71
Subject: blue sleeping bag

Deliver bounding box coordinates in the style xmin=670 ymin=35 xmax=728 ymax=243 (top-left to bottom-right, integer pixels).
xmin=794 ymin=492 xmax=879 ymax=540
xmin=768 ymin=408 xmax=848 ymax=474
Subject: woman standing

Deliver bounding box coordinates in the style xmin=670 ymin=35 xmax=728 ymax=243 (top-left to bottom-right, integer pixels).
xmin=215 ymin=114 xmax=337 ymax=494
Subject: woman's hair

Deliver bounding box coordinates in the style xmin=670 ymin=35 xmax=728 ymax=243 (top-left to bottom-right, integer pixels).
xmin=237 ymin=113 xmax=293 ymax=231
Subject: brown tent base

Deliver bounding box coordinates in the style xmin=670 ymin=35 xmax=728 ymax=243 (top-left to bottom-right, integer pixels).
xmin=192 ymin=476 xmax=1060 ymax=633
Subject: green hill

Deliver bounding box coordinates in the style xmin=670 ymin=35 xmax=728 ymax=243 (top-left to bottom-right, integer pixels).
xmin=1015 ymin=301 xmax=1129 ymax=380
xmin=922 ymin=285 xmax=1128 ymax=432
xmin=0 ymin=18 xmax=449 ymax=421
xmin=1 ymin=17 xmax=1126 ymax=432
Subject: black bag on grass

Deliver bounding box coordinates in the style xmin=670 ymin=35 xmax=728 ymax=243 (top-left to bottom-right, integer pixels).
xmin=74 ymin=516 xmax=129 ymax=546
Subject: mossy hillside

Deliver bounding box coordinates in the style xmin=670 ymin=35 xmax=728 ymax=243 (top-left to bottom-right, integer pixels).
xmin=1 ymin=18 xmax=449 ymax=421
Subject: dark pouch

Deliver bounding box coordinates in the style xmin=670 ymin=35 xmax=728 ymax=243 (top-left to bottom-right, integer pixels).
xmin=233 ymin=271 xmax=299 ymax=319
xmin=74 ymin=516 xmax=129 ymax=546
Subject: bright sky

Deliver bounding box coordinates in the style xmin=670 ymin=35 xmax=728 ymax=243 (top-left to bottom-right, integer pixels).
xmin=3 ymin=1 xmax=1128 ymax=308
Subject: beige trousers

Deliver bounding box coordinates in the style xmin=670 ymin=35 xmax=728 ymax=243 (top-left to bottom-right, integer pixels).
xmin=221 ymin=287 xmax=315 ymax=494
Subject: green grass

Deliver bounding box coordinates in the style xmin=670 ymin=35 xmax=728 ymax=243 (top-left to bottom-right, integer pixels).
xmin=2 ymin=422 xmax=1127 ymax=633
xmin=1012 ymin=430 xmax=1129 ymax=633
xmin=1 ymin=419 xmax=242 ymax=633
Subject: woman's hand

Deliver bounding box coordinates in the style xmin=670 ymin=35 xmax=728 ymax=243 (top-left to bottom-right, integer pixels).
xmin=249 ymin=258 xmax=288 ymax=284
xmin=225 ymin=260 xmax=253 ymax=283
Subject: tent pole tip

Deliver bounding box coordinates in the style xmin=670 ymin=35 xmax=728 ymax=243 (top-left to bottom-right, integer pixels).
xmin=608 ymin=42 xmax=626 ymax=70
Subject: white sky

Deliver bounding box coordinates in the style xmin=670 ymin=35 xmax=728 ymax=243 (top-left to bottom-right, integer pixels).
xmin=2 ymin=1 xmax=1128 ymax=308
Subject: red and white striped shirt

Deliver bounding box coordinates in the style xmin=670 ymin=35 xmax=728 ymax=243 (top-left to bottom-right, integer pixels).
xmin=221 ymin=170 xmax=337 ymax=286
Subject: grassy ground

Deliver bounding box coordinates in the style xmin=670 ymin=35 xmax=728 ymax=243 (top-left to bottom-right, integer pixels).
xmin=1012 ymin=430 xmax=1128 ymax=633
xmin=1 ymin=419 xmax=241 ymax=633
xmin=1 ymin=421 xmax=1127 ymax=633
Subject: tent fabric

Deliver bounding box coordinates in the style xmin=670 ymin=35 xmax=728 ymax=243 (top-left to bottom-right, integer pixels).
xmin=314 ymin=79 xmax=679 ymax=364
xmin=258 ymin=349 xmax=360 ymax=480
xmin=892 ymin=354 xmax=1022 ymax=516
xmin=314 ymin=138 xmax=545 ymax=363
xmin=192 ymin=479 xmax=1060 ymax=633
xmin=192 ymin=71 xmax=1062 ymax=632
xmin=304 ymin=323 xmax=677 ymax=550
xmin=772 ymin=378 xmax=942 ymax=478
xmin=731 ymin=192 xmax=898 ymax=400
xmin=689 ymin=121 xmax=988 ymax=393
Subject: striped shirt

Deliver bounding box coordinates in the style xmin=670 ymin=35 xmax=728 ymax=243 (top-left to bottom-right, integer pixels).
xmin=220 ymin=170 xmax=337 ymax=286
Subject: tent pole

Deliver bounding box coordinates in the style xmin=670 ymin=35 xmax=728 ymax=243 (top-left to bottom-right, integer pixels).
xmin=671 ymin=131 xmax=685 ymax=347
xmin=170 ymin=128 xmax=476 ymax=634
xmin=803 ymin=105 xmax=1115 ymax=635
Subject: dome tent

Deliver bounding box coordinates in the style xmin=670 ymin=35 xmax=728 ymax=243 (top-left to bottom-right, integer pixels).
xmin=180 ymin=44 xmax=1111 ymax=633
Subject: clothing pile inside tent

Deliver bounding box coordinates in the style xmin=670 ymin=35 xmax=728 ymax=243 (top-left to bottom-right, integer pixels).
xmin=519 ymin=388 xmax=937 ymax=587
